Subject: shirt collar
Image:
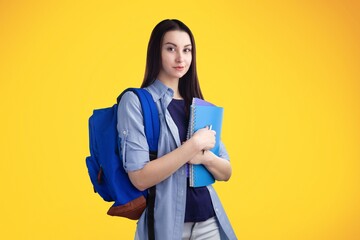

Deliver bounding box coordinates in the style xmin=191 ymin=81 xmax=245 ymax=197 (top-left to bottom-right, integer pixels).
xmin=146 ymin=79 xmax=174 ymax=102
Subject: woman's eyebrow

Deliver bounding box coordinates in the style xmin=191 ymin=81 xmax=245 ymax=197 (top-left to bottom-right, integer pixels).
xmin=164 ymin=42 xmax=192 ymax=47
xmin=164 ymin=42 xmax=176 ymax=46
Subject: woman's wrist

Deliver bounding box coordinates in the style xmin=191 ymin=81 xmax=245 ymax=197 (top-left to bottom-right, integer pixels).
xmin=202 ymin=151 xmax=216 ymax=167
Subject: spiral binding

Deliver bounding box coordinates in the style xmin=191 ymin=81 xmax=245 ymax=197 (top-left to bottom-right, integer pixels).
xmin=187 ymin=98 xmax=197 ymax=187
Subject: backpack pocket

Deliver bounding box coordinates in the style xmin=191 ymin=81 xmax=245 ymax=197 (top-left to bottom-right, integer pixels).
xmin=86 ymin=155 xmax=113 ymax=202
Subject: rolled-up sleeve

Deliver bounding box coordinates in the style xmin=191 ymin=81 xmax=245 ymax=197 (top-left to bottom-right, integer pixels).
xmin=219 ymin=141 xmax=230 ymax=161
xmin=117 ymin=91 xmax=149 ymax=172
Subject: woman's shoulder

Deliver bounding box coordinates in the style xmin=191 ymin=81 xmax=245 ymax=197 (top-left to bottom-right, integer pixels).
xmin=118 ymin=90 xmax=142 ymax=113
xmin=118 ymin=90 xmax=141 ymax=105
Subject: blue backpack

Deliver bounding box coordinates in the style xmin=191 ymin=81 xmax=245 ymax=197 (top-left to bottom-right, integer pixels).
xmin=86 ymin=88 xmax=159 ymax=222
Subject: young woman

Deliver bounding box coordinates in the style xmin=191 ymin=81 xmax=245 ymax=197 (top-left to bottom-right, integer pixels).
xmin=117 ymin=19 xmax=237 ymax=240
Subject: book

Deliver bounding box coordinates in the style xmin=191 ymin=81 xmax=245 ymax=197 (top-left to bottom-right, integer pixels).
xmin=187 ymin=98 xmax=224 ymax=187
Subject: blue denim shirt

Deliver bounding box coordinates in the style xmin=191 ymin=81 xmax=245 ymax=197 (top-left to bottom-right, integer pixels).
xmin=117 ymin=80 xmax=237 ymax=240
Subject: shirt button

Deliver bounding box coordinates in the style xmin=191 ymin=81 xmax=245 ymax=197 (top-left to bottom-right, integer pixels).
xmin=122 ymin=130 xmax=127 ymax=135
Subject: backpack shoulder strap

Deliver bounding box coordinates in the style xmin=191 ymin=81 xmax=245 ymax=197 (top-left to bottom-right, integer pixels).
xmin=118 ymin=88 xmax=158 ymax=240
xmin=117 ymin=88 xmax=160 ymax=156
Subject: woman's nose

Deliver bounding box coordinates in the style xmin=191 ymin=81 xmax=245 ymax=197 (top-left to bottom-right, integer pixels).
xmin=175 ymin=51 xmax=183 ymax=62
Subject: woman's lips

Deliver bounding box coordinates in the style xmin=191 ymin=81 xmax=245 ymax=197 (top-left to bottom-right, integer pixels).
xmin=174 ymin=66 xmax=185 ymax=71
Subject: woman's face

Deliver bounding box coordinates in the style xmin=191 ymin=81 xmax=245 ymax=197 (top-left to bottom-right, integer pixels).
xmin=158 ymin=30 xmax=192 ymax=82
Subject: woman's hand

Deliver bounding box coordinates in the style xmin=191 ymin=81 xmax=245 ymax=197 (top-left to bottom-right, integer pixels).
xmin=188 ymin=128 xmax=232 ymax=181
xmin=190 ymin=126 xmax=216 ymax=152
xmin=188 ymin=149 xmax=232 ymax=182
xmin=188 ymin=149 xmax=215 ymax=165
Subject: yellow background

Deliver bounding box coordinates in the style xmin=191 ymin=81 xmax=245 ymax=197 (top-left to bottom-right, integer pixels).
xmin=1 ymin=0 xmax=359 ymax=239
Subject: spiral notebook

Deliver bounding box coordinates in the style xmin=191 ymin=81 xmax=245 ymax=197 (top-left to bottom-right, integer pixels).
xmin=187 ymin=98 xmax=224 ymax=187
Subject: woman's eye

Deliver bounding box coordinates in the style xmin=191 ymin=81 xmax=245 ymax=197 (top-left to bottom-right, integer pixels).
xmin=167 ymin=47 xmax=175 ymax=52
xmin=184 ymin=48 xmax=192 ymax=53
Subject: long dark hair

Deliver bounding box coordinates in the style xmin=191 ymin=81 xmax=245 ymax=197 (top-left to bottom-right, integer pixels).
xmin=141 ymin=19 xmax=203 ymax=115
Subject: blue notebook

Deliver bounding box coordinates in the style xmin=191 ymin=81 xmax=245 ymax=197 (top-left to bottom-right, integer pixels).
xmin=187 ymin=98 xmax=224 ymax=187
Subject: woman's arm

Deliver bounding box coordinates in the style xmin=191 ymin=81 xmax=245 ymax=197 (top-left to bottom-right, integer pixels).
xmin=128 ymin=127 xmax=216 ymax=191
xmin=188 ymin=151 xmax=232 ymax=181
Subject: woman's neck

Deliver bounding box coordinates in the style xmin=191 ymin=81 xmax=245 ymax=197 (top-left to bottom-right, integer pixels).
xmin=157 ymin=77 xmax=182 ymax=99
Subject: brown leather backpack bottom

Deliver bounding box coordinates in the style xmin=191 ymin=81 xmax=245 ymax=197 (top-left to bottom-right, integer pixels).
xmin=107 ymin=195 xmax=146 ymax=220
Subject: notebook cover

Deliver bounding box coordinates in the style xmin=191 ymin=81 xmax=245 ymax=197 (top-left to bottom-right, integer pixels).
xmin=188 ymin=98 xmax=224 ymax=187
